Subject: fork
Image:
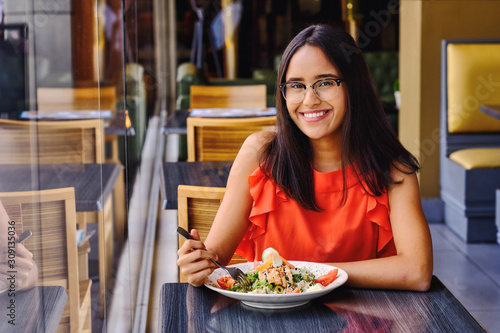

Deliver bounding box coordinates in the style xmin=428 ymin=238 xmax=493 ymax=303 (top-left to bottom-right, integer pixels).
xmin=176 ymin=226 xmax=251 ymax=289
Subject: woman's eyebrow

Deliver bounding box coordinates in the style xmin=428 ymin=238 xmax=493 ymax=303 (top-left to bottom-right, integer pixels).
xmin=286 ymin=76 xmax=303 ymax=82
xmin=286 ymin=73 xmax=340 ymax=82
xmin=314 ymin=73 xmax=341 ymax=80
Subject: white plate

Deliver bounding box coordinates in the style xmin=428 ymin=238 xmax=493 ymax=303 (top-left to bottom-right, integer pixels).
xmin=204 ymin=261 xmax=348 ymax=309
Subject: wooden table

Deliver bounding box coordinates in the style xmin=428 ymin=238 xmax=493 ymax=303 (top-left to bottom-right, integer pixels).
xmin=159 ymin=276 xmax=485 ymax=332
xmin=0 ymin=163 xmax=121 ymax=316
xmin=0 ymin=286 xmax=67 ymax=333
xmin=0 ymin=163 xmax=120 ymax=212
xmin=479 ymin=104 xmax=500 ymax=120
xmin=160 ymin=161 xmax=232 ymax=209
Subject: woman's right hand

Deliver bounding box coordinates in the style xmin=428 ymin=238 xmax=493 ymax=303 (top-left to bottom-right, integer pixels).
xmin=0 ymin=243 xmax=38 ymax=291
xmin=1 ymin=200 xmax=38 ymax=292
xmin=177 ymin=229 xmax=219 ymax=287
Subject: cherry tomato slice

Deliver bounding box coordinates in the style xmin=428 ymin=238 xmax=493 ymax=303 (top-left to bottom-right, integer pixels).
xmin=217 ymin=276 xmax=236 ymax=290
xmin=285 ymin=287 xmax=300 ymax=294
xmin=314 ymin=268 xmax=339 ymax=287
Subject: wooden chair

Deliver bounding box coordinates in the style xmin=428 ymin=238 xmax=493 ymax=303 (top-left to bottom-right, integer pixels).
xmin=37 ymin=85 xmax=127 ymax=244
xmin=177 ymin=185 xmax=246 ymax=282
xmin=186 ymin=116 xmax=276 ymax=161
xmin=0 ymin=118 xmax=115 ymax=316
xmin=186 ymin=84 xmax=273 ymax=161
xmin=189 ymin=84 xmax=267 ymax=108
xmin=440 ymin=39 xmax=500 ymax=242
xmin=37 ymin=85 xmax=119 ymax=163
xmin=0 ymin=188 xmax=92 ymax=333
xmin=0 ymin=119 xmax=104 ymax=164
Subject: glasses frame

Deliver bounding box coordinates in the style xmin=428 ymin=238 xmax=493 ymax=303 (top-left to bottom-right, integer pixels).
xmin=279 ymin=78 xmax=345 ymax=104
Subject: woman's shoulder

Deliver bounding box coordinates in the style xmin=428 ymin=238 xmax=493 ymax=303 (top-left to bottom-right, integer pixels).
xmin=236 ymin=130 xmax=275 ymax=163
xmin=244 ymin=130 xmax=275 ymax=150
xmin=388 ymin=160 xmax=418 ymax=183
xmin=230 ymin=130 xmax=275 ymax=179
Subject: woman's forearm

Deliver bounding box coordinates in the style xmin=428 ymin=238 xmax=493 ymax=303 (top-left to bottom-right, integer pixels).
xmin=330 ymin=253 xmax=432 ymax=291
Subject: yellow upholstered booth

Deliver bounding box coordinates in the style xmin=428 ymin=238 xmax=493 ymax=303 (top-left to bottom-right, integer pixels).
xmin=447 ymin=44 xmax=500 ymax=133
xmin=440 ymin=40 xmax=500 ymax=242
xmin=449 ymin=148 xmax=500 ymax=170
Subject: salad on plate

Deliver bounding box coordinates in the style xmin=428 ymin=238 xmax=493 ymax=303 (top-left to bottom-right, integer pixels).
xmin=215 ymin=247 xmax=340 ymax=294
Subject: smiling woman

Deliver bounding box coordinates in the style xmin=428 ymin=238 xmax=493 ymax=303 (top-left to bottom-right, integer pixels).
xmin=281 ymin=44 xmax=347 ymax=143
xmin=177 ymin=24 xmax=433 ymax=292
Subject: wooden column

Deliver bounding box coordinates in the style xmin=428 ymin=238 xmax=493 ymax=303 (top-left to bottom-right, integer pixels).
xmin=221 ymin=0 xmax=239 ymax=79
xmin=71 ymin=0 xmax=99 ymax=82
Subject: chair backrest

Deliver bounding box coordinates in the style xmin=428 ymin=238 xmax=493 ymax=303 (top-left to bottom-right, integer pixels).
xmin=186 ymin=116 xmax=276 ymax=161
xmin=190 ymin=84 xmax=267 ymax=108
xmin=0 ymin=188 xmax=87 ymax=332
xmin=37 ymin=85 xmax=116 ymax=111
xmin=0 ymin=119 xmax=104 ymax=164
xmin=177 ymin=185 xmax=245 ymax=282
xmin=440 ymin=39 xmax=500 ymax=157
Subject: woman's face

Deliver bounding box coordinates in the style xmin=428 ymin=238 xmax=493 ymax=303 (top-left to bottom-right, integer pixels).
xmin=284 ymin=45 xmax=347 ymax=143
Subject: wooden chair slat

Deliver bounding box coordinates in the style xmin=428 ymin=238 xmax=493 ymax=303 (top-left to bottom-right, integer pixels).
xmin=187 ymin=116 xmax=276 ymax=162
xmin=177 ymin=185 xmax=245 ymax=282
xmin=0 ymin=188 xmax=92 ymax=332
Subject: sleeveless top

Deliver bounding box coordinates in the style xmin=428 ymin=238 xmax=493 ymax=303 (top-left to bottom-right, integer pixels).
xmin=235 ymin=165 xmax=397 ymax=263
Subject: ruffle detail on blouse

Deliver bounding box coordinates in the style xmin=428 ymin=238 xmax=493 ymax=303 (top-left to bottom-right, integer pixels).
xmin=363 ymin=188 xmax=396 ymax=257
xmin=235 ymin=167 xmax=288 ymax=261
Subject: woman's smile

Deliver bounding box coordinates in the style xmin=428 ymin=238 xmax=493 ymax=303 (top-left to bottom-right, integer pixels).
xmin=300 ymin=109 xmax=331 ymax=121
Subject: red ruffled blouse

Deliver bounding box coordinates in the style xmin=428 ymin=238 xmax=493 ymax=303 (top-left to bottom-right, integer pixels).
xmin=235 ymin=166 xmax=397 ymax=263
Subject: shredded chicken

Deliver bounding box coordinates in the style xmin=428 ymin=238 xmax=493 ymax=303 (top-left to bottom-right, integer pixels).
xmin=285 ymin=266 xmax=294 ymax=286
xmin=264 ymin=267 xmax=287 ymax=285
xmin=257 ymin=266 xmax=295 ymax=287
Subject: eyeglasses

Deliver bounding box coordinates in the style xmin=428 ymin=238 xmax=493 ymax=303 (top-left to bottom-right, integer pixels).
xmin=279 ymin=78 xmax=344 ymax=104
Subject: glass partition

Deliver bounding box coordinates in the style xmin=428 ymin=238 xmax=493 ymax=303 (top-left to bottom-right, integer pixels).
xmin=0 ymin=0 xmax=156 ymax=331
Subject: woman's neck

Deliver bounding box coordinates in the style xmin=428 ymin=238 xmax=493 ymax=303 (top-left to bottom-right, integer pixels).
xmin=311 ymin=137 xmax=343 ymax=172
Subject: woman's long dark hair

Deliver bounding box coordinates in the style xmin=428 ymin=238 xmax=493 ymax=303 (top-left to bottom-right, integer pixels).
xmin=260 ymin=24 xmax=419 ymax=212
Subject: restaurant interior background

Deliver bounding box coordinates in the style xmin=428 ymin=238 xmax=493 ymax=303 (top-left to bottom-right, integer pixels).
xmin=1 ymin=0 xmax=500 ymax=332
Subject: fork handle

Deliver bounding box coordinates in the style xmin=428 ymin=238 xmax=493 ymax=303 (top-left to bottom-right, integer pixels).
xmin=177 ymin=226 xmax=194 ymax=240
xmin=176 ymin=227 xmax=226 ymax=269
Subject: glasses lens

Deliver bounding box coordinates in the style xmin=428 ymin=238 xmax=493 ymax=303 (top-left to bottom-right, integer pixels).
xmin=281 ymin=79 xmax=341 ymax=103
xmin=282 ymin=82 xmax=305 ymax=104
xmin=314 ymin=79 xmax=339 ymax=101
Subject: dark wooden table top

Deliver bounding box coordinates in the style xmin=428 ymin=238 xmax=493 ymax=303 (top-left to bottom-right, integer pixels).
xmin=160 ymin=161 xmax=232 ymax=209
xmin=0 ymin=286 xmax=67 ymax=333
xmin=159 ymin=276 xmax=485 ymax=332
xmin=0 ymin=163 xmax=121 ymax=212
xmin=479 ymin=104 xmax=500 ymax=121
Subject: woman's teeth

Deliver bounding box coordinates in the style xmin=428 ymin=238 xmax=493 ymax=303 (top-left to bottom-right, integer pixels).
xmin=303 ymin=111 xmax=326 ymax=118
